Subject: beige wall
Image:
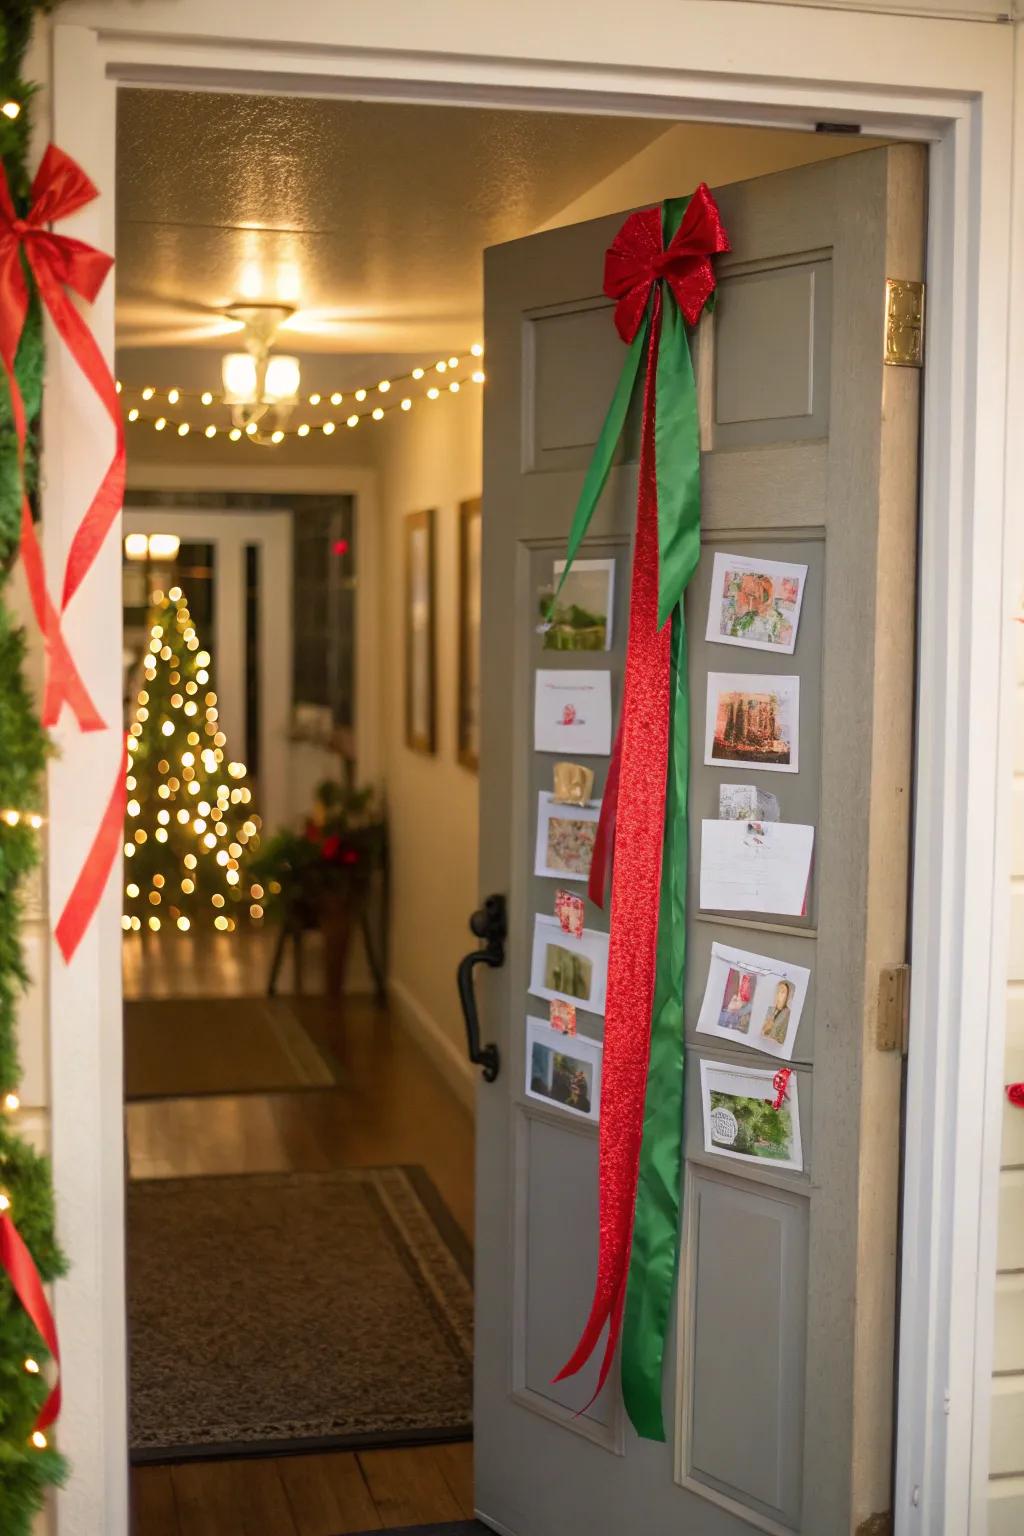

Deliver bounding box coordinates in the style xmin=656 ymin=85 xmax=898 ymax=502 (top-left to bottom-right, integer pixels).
xmin=991 ymin=612 xmax=1024 ymax=1534
xmin=373 ymin=391 xmax=482 ymax=1106
xmin=538 ymin=121 xmax=883 ymax=231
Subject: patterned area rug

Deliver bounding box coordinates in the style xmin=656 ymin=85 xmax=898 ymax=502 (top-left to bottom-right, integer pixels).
xmin=128 ymin=1165 xmax=473 ymax=1460
xmin=124 ymin=996 xmax=337 ymax=1099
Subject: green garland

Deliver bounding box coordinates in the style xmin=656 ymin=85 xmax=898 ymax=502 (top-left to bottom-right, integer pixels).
xmin=0 ymin=4 xmax=70 ymax=1529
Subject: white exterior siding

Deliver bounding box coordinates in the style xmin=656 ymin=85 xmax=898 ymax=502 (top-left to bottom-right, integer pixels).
xmin=991 ymin=617 xmax=1024 ymax=1527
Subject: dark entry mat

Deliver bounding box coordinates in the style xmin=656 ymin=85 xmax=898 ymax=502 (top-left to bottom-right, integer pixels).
xmin=128 ymin=1165 xmax=472 ymax=1459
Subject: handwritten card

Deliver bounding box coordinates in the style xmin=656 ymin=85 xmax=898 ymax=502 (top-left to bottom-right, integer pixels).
xmin=699 ymin=819 xmax=814 ymax=917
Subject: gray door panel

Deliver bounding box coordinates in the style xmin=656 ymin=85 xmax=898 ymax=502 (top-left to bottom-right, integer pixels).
xmin=475 ymin=145 xmax=924 ymax=1536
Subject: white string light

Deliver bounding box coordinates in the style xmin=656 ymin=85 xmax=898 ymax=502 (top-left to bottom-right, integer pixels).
xmin=118 ymin=346 xmax=485 ymax=446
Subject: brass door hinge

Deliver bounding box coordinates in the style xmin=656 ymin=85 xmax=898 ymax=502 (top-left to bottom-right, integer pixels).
xmin=884 ymin=279 xmax=925 ymax=368
xmin=877 ymin=964 xmax=911 ymax=1055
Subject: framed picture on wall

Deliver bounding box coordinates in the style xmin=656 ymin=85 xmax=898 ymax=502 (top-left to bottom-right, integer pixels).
xmin=457 ymin=497 xmax=482 ymax=771
xmin=405 ymin=508 xmax=436 ymax=753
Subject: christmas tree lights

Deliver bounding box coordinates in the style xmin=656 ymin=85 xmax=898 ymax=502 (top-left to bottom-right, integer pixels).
xmin=124 ymin=586 xmax=264 ymax=934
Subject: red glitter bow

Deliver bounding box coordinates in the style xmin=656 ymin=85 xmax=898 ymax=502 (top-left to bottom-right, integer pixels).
xmin=603 ymin=182 xmax=729 ymax=343
xmin=772 ymin=1068 xmax=792 ymax=1111
xmin=0 ymin=143 xmax=125 ymax=730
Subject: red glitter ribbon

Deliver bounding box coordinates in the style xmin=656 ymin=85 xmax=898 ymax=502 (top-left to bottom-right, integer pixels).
xmin=0 ymin=1212 xmax=61 ymax=1431
xmin=0 ymin=146 xmax=126 ymax=965
xmin=555 ymin=293 xmax=671 ymax=1401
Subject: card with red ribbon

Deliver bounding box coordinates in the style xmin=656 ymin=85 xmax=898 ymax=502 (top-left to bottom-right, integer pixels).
xmin=549 ymin=186 xmax=729 ymax=1440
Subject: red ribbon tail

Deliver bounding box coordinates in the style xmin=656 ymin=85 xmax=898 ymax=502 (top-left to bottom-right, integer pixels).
xmin=557 ymin=293 xmax=670 ymax=1396
xmin=20 ymin=506 xmax=105 ymax=732
xmin=588 ymin=723 xmax=622 ymax=908
xmin=0 ymin=1213 xmax=61 ymax=1431
xmin=54 ymin=753 xmax=126 ymax=963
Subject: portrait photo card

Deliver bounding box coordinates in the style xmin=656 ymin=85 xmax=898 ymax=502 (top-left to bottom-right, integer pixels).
xmin=528 ymin=914 xmax=609 ymax=1017
xmin=706 ymin=551 xmax=808 ymax=655
xmin=700 ymin=1058 xmax=803 ymax=1172
xmin=525 ymin=1016 xmax=602 ymax=1122
xmin=696 ymin=941 xmax=811 ymax=1061
xmin=705 ymin=671 xmax=799 ymax=774
xmin=534 ymin=669 xmax=612 ymax=757
xmin=535 ymin=791 xmax=601 ymax=881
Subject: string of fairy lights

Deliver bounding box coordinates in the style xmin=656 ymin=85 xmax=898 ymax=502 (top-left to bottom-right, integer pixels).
xmin=117 ymin=343 xmax=485 ymax=447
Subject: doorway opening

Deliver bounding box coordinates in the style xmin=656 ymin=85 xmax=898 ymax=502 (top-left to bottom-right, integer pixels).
xmin=114 ymin=85 xmax=891 ymax=1535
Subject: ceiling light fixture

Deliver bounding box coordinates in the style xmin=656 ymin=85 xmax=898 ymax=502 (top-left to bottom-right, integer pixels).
xmin=220 ymin=303 xmax=300 ymax=443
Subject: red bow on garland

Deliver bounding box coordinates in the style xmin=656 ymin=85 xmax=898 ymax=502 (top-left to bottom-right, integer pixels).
xmin=0 ymin=146 xmax=127 ymax=963
xmin=0 ymin=143 xmax=125 ymax=731
xmin=0 ymin=1211 xmax=60 ymax=1432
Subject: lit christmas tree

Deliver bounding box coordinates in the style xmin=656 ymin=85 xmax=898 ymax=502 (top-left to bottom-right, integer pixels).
xmin=123 ymin=584 xmax=264 ymax=935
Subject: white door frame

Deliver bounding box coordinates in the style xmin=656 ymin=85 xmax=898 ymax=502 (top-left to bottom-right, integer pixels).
xmin=122 ymin=507 xmax=294 ymax=832
xmin=41 ymin=6 xmax=1018 ymax=1534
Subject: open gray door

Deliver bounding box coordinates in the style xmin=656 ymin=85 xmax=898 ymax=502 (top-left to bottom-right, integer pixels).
xmin=471 ymin=145 xmax=924 ymax=1536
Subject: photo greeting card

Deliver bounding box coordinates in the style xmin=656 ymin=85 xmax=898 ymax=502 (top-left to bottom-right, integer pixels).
xmin=705 ymin=672 xmax=800 ymax=774
xmin=535 ymin=791 xmax=601 ymax=881
xmin=534 ymin=670 xmax=612 ymax=756
xmin=529 ymin=914 xmax=610 ymax=1017
xmin=696 ymin=941 xmax=811 ymax=1061
xmin=706 ymin=552 xmax=808 ymax=655
xmin=539 ymin=558 xmax=615 ymax=653
xmin=525 ymin=1016 xmax=602 ymax=1122
xmin=699 ymin=1058 xmax=803 ymax=1172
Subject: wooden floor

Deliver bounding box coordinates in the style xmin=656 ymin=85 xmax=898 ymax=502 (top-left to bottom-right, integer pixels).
xmin=133 ymin=1442 xmax=474 ymax=1536
xmin=127 ymin=937 xmax=475 ymax=1535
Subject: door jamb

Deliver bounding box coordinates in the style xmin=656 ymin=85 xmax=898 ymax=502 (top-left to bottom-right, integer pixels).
xmin=42 ymin=16 xmax=1016 ymax=1536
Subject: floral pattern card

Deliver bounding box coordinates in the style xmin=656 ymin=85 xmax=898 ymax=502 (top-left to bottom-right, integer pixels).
xmin=706 ymin=552 xmax=808 ymax=655
xmin=535 ymin=792 xmax=600 ymax=880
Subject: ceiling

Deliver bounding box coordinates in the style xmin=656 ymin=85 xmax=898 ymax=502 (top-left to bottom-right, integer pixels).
xmin=115 ymin=90 xmax=669 ymax=368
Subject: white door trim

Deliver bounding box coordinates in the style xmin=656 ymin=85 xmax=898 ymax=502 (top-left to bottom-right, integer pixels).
xmin=42 ymin=9 xmax=1016 ymax=1533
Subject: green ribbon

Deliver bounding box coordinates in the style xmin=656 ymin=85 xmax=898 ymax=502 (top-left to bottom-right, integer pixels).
xmin=551 ymin=193 xmax=706 ymax=1441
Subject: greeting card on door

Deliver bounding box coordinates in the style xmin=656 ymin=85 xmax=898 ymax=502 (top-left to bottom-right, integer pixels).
xmin=534 ymin=670 xmax=612 ymax=756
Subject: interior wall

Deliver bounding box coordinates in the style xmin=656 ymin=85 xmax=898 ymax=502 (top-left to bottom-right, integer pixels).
xmin=537 ymin=120 xmax=885 ymax=231
xmin=374 ymin=390 xmax=482 ymax=1108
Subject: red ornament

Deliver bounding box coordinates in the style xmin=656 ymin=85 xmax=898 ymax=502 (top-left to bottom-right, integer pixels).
xmin=332 ymin=538 xmax=349 ymax=557
xmin=0 ymin=144 xmax=127 ymax=964
xmin=1007 ymin=1082 xmax=1024 ymax=1108
xmin=772 ymin=1068 xmax=792 ymax=1112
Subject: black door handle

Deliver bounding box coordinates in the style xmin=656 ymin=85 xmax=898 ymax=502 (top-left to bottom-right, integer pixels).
xmin=456 ymin=894 xmax=504 ymax=1083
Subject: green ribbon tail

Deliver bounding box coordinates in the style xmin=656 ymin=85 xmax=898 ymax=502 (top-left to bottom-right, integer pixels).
xmin=620 ymin=607 xmax=689 ymax=1440
xmin=546 ymin=316 xmax=648 ymax=610
xmin=655 ymin=196 xmax=703 ymax=627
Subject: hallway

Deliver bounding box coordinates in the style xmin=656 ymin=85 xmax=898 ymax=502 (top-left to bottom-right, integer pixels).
xmin=126 ymin=977 xmax=475 ymax=1535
